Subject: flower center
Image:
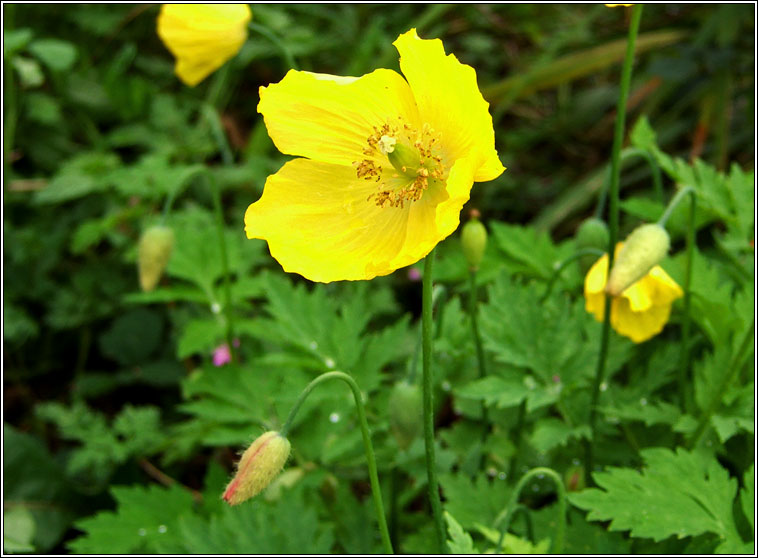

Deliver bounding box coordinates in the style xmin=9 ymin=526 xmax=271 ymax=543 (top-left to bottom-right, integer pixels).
xmin=354 ymin=119 xmax=445 ymax=209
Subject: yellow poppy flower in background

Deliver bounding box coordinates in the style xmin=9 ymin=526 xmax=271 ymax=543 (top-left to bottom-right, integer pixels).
xmin=245 ymin=28 xmax=505 ymax=283
xmin=585 ymin=244 xmax=684 ymax=343
xmin=157 ymin=4 xmax=252 ymax=87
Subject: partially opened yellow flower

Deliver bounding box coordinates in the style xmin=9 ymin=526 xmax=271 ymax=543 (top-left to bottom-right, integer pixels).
xmin=157 ymin=4 xmax=252 ymax=87
xmin=245 ymin=28 xmax=505 ymax=282
xmin=585 ymin=244 xmax=683 ymax=343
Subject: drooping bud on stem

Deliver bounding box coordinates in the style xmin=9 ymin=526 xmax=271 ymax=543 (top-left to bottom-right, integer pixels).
xmin=461 ymin=212 xmax=488 ymax=271
xmin=223 ymin=431 xmax=291 ymax=506
xmin=138 ymin=225 xmax=175 ymax=292
xmin=606 ymin=223 xmax=670 ymax=296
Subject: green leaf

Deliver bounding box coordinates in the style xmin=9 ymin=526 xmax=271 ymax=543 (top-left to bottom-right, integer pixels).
xmin=740 ymin=465 xmax=754 ymax=534
xmin=34 ymin=152 xmax=121 ymax=204
xmin=475 ymin=523 xmax=551 ymax=554
xmin=36 ymin=402 xmax=165 ymax=483
xmin=445 ymin=511 xmax=478 ymax=554
xmin=176 ymin=318 xmax=224 ymax=360
xmin=456 ymin=376 xmax=533 ymax=410
xmin=12 ymin=56 xmax=44 ymax=88
xmin=28 ymin=38 xmax=77 ymax=71
xmin=69 ymin=484 xmax=195 ymax=553
xmin=570 ymin=447 xmax=745 ymax=550
xmin=440 ymin=472 xmax=511 ymax=530
xmin=24 ymin=92 xmax=64 ymax=126
xmin=489 ymin=222 xmax=578 ymax=282
xmin=3 ymin=425 xmax=73 ymax=551
xmin=98 ymin=308 xmax=164 ymax=366
xmin=530 ymin=418 xmax=590 ymax=453
xmin=3 ymin=28 xmax=33 ymax=57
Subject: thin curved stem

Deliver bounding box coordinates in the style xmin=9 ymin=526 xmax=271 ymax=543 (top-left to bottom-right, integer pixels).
xmin=422 ymin=250 xmax=447 ymax=554
xmin=657 ymin=186 xmax=696 ymax=227
xmin=248 ymin=22 xmax=299 ymax=71
xmin=280 ymin=371 xmax=393 ymax=554
xmin=584 ymin=4 xmax=643 ymax=487
xmin=541 ymin=248 xmax=605 ymax=302
xmin=494 ymin=467 xmax=567 ymax=554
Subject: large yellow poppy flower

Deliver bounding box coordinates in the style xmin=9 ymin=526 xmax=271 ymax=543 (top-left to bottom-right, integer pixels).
xmin=245 ymin=29 xmax=505 ymax=282
xmin=157 ymin=4 xmax=252 ymax=87
xmin=585 ymin=244 xmax=684 ymax=343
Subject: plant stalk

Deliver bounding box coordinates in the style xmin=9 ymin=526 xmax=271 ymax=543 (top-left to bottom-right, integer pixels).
xmin=422 ymin=250 xmax=447 ymax=553
xmin=280 ymin=371 xmax=393 ymax=554
xmin=584 ymin=4 xmax=643 ymax=487
xmin=494 ymin=467 xmax=566 ymax=554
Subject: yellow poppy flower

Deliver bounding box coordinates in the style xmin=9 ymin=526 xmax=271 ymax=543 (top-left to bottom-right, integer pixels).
xmin=157 ymin=4 xmax=252 ymax=87
xmin=245 ymin=28 xmax=505 ymax=283
xmin=585 ymin=244 xmax=684 ymax=343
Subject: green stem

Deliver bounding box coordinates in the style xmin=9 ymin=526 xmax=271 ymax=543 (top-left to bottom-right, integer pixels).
xmin=280 ymin=371 xmax=393 ymax=554
xmin=584 ymin=4 xmax=643 ymax=488
xmin=657 ymin=186 xmax=696 ymax=227
xmin=248 ymin=22 xmax=299 ymax=71
xmin=422 ymin=250 xmax=447 ymax=554
xmin=494 ymin=467 xmax=566 ymax=554
xmin=688 ymin=319 xmax=755 ymax=448
xmin=468 ymin=270 xmax=489 ymax=447
xmin=676 ymin=190 xmax=696 ymax=413
xmin=541 ymin=248 xmax=605 ymax=302
xmin=204 ymin=170 xmax=236 ymax=362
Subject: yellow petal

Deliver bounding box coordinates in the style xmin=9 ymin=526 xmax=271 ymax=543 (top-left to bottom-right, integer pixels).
xmin=257 ymin=69 xmax=420 ymax=166
xmin=585 ymin=253 xmax=609 ymax=295
xmin=393 ymin=29 xmax=504 ymax=182
xmin=647 ymin=265 xmax=684 ymax=304
xmin=611 ymin=296 xmax=672 ymax=343
xmin=621 ymin=279 xmax=654 ymax=312
xmin=245 ymin=159 xmax=450 ymax=283
xmin=157 ymin=4 xmax=251 ymax=87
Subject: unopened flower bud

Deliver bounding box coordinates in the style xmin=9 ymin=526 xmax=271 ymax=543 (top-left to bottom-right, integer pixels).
xmin=575 ymin=217 xmax=609 ymax=274
xmin=388 ymin=380 xmax=422 ymax=451
xmin=223 ymin=431 xmax=291 ymax=506
xmin=461 ymin=217 xmax=487 ymax=271
xmin=606 ymin=223 xmax=670 ymax=296
xmin=138 ymin=225 xmax=175 ymax=292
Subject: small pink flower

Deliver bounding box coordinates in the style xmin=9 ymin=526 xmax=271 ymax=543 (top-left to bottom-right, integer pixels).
xmin=213 ymin=344 xmax=232 ymax=366
xmin=407 ymin=268 xmax=422 ymax=282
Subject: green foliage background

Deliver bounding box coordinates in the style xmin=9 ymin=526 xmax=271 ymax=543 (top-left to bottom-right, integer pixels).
xmin=3 ymin=3 xmax=754 ymax=554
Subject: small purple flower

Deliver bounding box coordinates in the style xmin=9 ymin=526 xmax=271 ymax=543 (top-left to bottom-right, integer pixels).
xmin=407 ymin=267 xmax=422 ymax=281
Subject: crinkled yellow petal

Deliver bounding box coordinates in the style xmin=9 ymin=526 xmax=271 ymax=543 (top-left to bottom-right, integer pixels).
xmin=245 ymin=159 xmax=451 ymax=283
xmin=611 ymin=296 xmax=672 ymax=343
xmin=621 ymin=279 xmax=654 ymax=312
xmin=157 ymin=4 xmax=251 ymax=87
xmin=647 ymin=265 xmax=684 ymax=304
xmin=393 ymin=29 xmax=505 ymax=182
xmin=257 ymin=69 xmax=420 ymax=166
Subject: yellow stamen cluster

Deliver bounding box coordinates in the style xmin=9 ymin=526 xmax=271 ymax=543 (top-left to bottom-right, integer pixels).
xmin=356 ymin=118 xmax=446 ymax=209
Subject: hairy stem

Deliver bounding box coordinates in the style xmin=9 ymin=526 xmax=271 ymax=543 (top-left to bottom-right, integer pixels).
xmin=280 ymin=371 xmax=393 ymax=554
xmin=422 ymin=251 xmax=447 ymax=553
